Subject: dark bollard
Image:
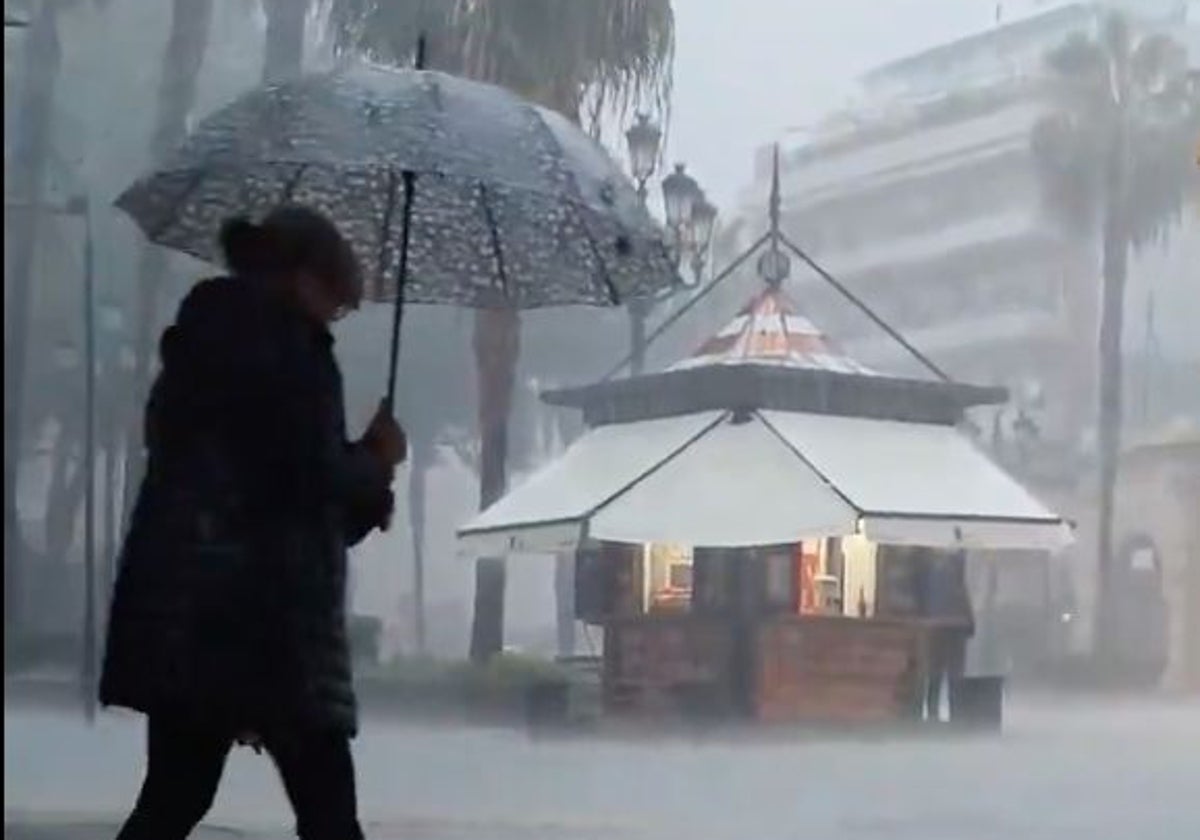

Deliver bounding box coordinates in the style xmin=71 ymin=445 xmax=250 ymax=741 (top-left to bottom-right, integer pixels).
xmin=950 ymin=676 xmax=1004 ymax=731
xmin=526 ymin=679 xmax=570 ymax=731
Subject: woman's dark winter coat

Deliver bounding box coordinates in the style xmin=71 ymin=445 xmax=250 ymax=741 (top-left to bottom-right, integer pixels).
xmin=100 ymin=276 xmax=392 ymax=736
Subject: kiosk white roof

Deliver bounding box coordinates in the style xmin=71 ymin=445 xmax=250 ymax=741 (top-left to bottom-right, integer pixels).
xmin=458 ymin=409 xmax=1070 ymax=555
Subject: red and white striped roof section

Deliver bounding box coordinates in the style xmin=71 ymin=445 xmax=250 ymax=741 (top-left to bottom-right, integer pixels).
xmin=669 ymin=286 xmax=878 ymax=375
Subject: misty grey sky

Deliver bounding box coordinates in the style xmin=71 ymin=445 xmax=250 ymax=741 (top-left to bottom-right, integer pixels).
xmin=666 ymin=0 xmax=1020 ymax=208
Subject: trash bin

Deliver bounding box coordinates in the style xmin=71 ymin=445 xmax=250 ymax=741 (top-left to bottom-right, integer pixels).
xmin=950 ymin=676 xmax=1004 ymax=731
xmin=526 ymin=679 xmax=570 ymax=729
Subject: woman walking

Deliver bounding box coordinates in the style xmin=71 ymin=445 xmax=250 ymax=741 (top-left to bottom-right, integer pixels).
xmin=101 ymin=206 xmax=405 ymax=839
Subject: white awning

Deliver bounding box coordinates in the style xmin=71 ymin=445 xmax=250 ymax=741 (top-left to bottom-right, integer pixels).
xmin=588 ymin=413 xmax=858 ymax=547
xmin=458 ymin=409 xmax=1071 ymax=555
xmin=458 ymin=411 xmax=724 ymax=555
xmin=760 ymin=411 xmax=1071 ymax=551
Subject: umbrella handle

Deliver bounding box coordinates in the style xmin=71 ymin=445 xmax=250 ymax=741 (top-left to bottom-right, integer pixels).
xmin=385 ymin=170 xmax=416 ymax=415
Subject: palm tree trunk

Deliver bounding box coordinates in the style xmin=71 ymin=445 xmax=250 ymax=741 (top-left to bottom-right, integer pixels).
xmin=118 ymin=0 xmax=214 ymax=534
xmin=1093 ymin=119 xmax=1130 ymax=660
xmin=408 ymin=440 xmax=434 ymax=656
xmin=469 ymin=306 xmax=520 ymax=662
xmin=262 ymin=0 xmax=307 ymax=84
xmin=1060 ymin=242 xmax=1101 ymax=441
xmin=4 ymin=2 xmax=63 ymax=646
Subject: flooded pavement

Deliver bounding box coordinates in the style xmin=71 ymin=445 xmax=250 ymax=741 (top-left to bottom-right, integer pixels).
xmin=6 ymin=695 xmax=1200 ymax=840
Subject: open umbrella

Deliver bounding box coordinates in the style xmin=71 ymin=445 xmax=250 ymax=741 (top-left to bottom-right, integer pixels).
xmin=115 ymin=50 xmax=679 ymax=408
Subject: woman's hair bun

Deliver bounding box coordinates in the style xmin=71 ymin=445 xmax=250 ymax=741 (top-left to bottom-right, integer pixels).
xmin=218 ymin=216 xmax=272 ymax=276
xmin=216 ymin=206 xmax=358 ymax=298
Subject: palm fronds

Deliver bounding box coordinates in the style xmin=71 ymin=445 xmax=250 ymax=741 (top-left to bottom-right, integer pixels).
xmin=1031 ymin=12 xmax=1200 ymax=250
xmin=322 ymin=0 xmax=674 ymax=128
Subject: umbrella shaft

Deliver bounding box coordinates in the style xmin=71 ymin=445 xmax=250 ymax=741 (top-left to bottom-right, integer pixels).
xmin=385 ymin=170 xmax=416 ymax=414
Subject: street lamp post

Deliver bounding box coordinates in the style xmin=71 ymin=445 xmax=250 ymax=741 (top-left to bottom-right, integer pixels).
xmin=625 ymin=112 xmax=661 ymax=204
xmin=660 ymin=165 xmax=717 ymax=355
xmin=660 ymin=163 xmax=718 ymax=287
xmin=624 ymin=113 xmax=663 ymax=375
xmin=661 ymin=162 xmax=700 ymax=256
xmin=622 ymin=117 xmax=719 ymax=376
xmin=688 ymin=195 xmax=718 ymax=285
xmin=80 ymin=196 xmax=98 ymax=723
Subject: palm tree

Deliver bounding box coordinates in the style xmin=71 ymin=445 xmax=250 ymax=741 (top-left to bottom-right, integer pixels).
xmin=321 ymin=0 xmax=674 ymax=661
xmin=118 ymin=0 xmax=215 ymax=535
xmin=262 ymin=0 xmax=307 ymax=83
xmin=1031 ymin=14 xmax=1200 ymax=655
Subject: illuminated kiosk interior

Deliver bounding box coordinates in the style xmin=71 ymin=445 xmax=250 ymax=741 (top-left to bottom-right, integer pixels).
xmin=459 ymin=153 xmax=1071 ymax=725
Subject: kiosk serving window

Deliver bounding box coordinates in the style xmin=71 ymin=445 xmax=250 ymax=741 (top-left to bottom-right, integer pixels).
xmin=646 ymin=543 xmax=694 ymax=612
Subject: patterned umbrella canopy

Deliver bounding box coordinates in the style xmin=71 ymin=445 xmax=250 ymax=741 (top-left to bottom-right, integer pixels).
xmin=115 ymin=61 xmax=679 ymax=309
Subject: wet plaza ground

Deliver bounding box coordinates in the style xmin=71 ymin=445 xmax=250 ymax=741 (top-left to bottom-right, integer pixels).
xmin=6 ymin=695 xmax=1200 ymax=839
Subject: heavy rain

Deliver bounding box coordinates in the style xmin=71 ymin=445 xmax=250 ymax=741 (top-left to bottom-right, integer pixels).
xmin=5 ymin=1 xmax=1200 ymax=839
